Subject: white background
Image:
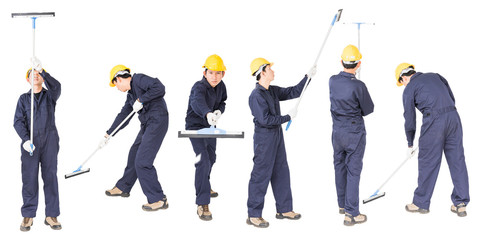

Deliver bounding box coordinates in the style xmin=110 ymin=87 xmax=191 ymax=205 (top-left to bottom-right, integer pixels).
xmin=0 ymin=0 xmax=478 ymax=239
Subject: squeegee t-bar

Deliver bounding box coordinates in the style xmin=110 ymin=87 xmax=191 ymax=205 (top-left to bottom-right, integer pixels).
xmin=12 ymin=12 xmax=55 ymax=156
xmin=367 ymin=147 xmax=418 ymax=201
xmin=286 ymin=9 xmax=343 ymax=131
xmin=73 ymin=110 xmax=136 ymax=173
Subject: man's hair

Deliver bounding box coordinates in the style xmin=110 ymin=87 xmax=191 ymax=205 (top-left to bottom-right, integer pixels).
xmin=402 ymin=70 xmax=416 ymax=77
xmin=256 ymin=65 xmax=268 ymax=81
xmin=342 ymin=61 xmax=358 ymax=69
xmin=116 ymin=73 xmax=132 ymax=79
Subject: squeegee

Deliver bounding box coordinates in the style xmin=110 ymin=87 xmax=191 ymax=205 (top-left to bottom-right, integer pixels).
xmin=178 ymin=126 xmax=244 ymax=139
xmin=12 ymin=12 xmax=55 ymax=156
xmin=363 ymin=147 xmax=418 ymax=204
xmin=65 ymin=111 xmax=136 ymax=179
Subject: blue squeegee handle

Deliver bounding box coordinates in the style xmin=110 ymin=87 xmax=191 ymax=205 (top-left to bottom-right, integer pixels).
xmin=285 ymin=120 xmax=292 ymax=131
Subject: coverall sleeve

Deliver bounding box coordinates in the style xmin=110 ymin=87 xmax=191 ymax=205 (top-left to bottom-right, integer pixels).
xmin=106 ymin=95 xmax=134 ymax=136
xmin=218 ymin=83 xmax=227 ymax=113
xmin=249 ymin=93 xmax=291 ymax=127
xmin=402 ymin=87 xmax=416 ymax=147
xmin=191 ymin=84 xmax=212 ymax=118
xmin=357 ymin=83 xmax=374 ymax=116
xmin=277 ymin=75 xmax=308 ymax=101
xmin=438 ymin=74 xmax=455 ymax=103
xmin=13 ymin=96 xmax=30 ymax=142
xmin=41 ymin=71 xmax=61 ymax=102
xmin=137 ymin=75 xmax=166 ymax=103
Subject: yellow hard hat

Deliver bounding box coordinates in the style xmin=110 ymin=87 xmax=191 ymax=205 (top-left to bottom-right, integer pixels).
xmin=395 ymin=63 xmax=415 ymax=87
xmin=250 ymin=58 xmax=274 ymax=76
xmin=341 ymin=45 xmax=362 ymax=62
xmin=26 ymin=68 xmax=46 ymax=79
xmin=202 ymin=54 xmax=226 ymax=72
xmin=109 ymin=65 xmax=130 ymax=87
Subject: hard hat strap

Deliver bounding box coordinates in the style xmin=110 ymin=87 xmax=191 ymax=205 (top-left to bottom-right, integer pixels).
xmin=400 ymin=67 xmax=414 ymax=77
xmin=114 ymin=70 xmax=130 ymax=78
xmin=253 ymin=64 xmax=268 ymax=77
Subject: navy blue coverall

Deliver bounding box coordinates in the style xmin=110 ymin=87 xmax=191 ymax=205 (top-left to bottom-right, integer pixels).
xmin=247 ymin=76 xmax=307 ymax=218
xmin=403 ymin=72 xmax=469 ymax=210
xmin=185 ymin=77 xmax=227 ymax=205
xmin=107 ymin=73 xmax=169 ymax=204
xmin=14 ymin=71 xmax=61 ymax=218
xmin=329 ymin=71 xmax=374 ymax=216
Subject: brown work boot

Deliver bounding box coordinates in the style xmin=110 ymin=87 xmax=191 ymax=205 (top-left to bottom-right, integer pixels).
xmin=142 ymin=197 xmax=169 ymax=211
xmin=276 ymin=211 xmax=301 ymax=220
xmin=451 ymin=203 xmax=467 ymax=217
xmin=344 ymin=213 xmax=367 ymax=226
xmin=20 ymin=217 xmax=33 ymax=232
xmin=44 ymin=217 xmax=62 ymax=230
xmin=210 ymin=189 xmax=218 ymax=198
xmin=105 ymin=187 xmax=130 ymax=197
xmin=197 ymin=205 xmax=213 ymax=221
xmin=405 ymin=203 xmax=429 ymax=214
xmin=246 ymin=217 xmax=269 ymax=228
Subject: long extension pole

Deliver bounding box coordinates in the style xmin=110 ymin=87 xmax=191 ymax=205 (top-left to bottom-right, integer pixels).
xmin=286 ymin=9 xmax=343 ymax=131
xmin=65 ymin=111 xmax=136 ymax=179
xmin=12 ymin=12 xmax=55 ymax=156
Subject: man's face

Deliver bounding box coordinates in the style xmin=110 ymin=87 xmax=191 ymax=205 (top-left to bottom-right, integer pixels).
xmin=400 ymin=76 xmax=410 ymax=86
xmin=204 ymin=69 xmax=224 ymax=88
xmin=263 ymin=65 xmax=275 ymax=81
xmin=114 ymin=77 xmax=130 ymax=92
xmin=26 ymin=71 xmax=44 ymax=86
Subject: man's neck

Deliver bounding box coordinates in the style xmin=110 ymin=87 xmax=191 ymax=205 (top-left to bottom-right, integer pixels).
xmin=258 ymin=78 xmax=271 ymax=90
xmin=343 ymin=68 xmax=356 ymax=75
xmin=33 ymin=85 xmax=43 ymax=93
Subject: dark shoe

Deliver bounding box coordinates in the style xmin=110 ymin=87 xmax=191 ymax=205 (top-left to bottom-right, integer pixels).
xmin=197 ymin=205 xmax=213 ymax=221
xmin=210 ymin=189 xmax=218 ymax=198
xmin=451 ymin=203 xmax=467 ymax=217
xmin=275 ymin=211 xmax=301 ymax=220
xmin=405 ymin=203 xmax=429 ymax=214
xmin=142 ymin=197 xmax=168 ymax=211
xmin=246 ymin=217 xmax=269 ymax=228
xmin=344 ymin=213 xmax=367 ymax=226
xmin=44 ymin=217 xmax=62 ymax=230
xmin=339 ymin=208 xmax=345 ymax=214
xmin=105 ymin=187 xmax=130 ymax=197
xmin=20 ymin=217 xmax=33 ymax=232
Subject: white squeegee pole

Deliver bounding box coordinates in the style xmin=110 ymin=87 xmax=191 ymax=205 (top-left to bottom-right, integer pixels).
xmin=286 ymin=9 xmax=343 ymax=131
xmin=29 ymin=17 xmax=37 ymax=156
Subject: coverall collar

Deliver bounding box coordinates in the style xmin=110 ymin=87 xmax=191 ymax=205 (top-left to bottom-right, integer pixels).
xmin=339 ymin=71 xmax=357 ymax=79
xmin=27 ymin=87 xmax=46 ymax=98
xmin=410 ymin=72 xmax=421 ymax=81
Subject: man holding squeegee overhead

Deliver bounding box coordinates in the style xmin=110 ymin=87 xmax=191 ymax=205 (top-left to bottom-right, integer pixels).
xmin=103 ymin=65 xmax=170 ymax=212
xmin=246 ymin=58 xmax=315 ymax=228
xmin=185 ymin=54 xmax=227 ymax=221
xmin=14 ymin=58 xmax=62 ymax=231
xmin=396 ymin=63 xmax=469 ymax=217
xmin=329 ymin=45 xmax=374 ymax=226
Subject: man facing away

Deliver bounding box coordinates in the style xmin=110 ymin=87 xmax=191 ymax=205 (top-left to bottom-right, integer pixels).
xmin=329 ymin=45 xmax=374 ymax=226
